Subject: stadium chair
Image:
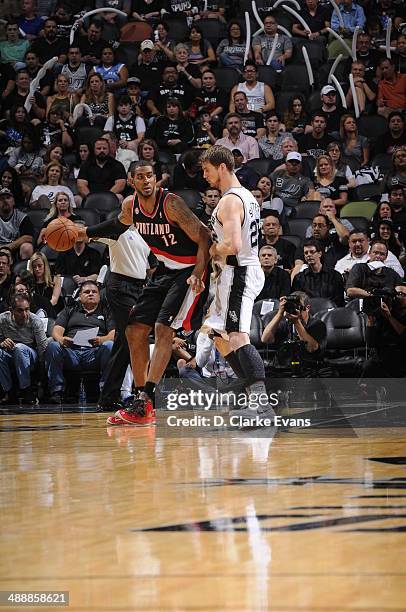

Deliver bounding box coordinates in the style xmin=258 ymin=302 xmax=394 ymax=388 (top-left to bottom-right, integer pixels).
xmin=27 ymin=210 xmax=48 ymax=233
xmin=65 ymin=177 xmax=78 ymax=195
xmin=40 ymin=244 xmax=58 ymax=262
xmin=291 ymin=38 xmax=327 ymax=70
xmin=89 ymin=242 xmax=107 ymax=257
xmin=75 ymin=126 xmax=104 ymax=146
xmin=257 ymin=66 xmax=279 ymax=90
xmin=306 ymin=90 xmax=323 ymax=114
xmin=246 ymin=158 xmax=273 ymax=176
xmin=294 ymin=201 xmax=320 ymax=219
xmin=345 ymin=298 xmax=364 ymax=314
xmin=158 ymin=150 xmax=177 ymax=165
xmin=60 ymin=276 xmax=77 ymax=307
xmin=120 ymin=21 xmax=152 ymax=43
xmin=282 ymin=234 xmax=301 ymax=248
xmin=309 ymin=297 xmax=335 ymax=314
xmin=340 ymin=201 xmax=377 ymax=220
xmin=287 ymin=218 xmax=311 ymax=238
xmin=84 ymin=192 xmax=121 ymax=213
xmin=275 ymin=90 xmax=298 ymax=114
xmin=163 ymin=15 xmax=189 ymax=42
xmin=173 ymin=189 xmax=201 ymax=210
xmin=76 ymin=209 xmax=100 ymax=226
xmin=320 ymin=307 xmax=366 ymax=374
xmin=354 ymin=183 xmax=383 ymax=202
xmin=358 ymin=115 xmax=388 ymax=140
xmin=371 ymin=154 xmax=392 ymax=173
xmin=105 ymin=209 xmax=121 ymax=220
xmin=13 ymin=260 xmax=29 ymax=276
xmin=340 ymin=216 xmax=369 ymax=233
xmin=115 ymin=43 xmax=139 ymax=66
xmin=213 ymin=67 xmax=240 ymax=90
xmin=281 ymin=65 xmax=311 ymax=95
xmin=196 ymin=18 xmax=227 ymax=46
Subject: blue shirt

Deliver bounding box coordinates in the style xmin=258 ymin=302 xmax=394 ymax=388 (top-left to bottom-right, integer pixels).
xmin=331 ymin=2 xmax=366 ymax=33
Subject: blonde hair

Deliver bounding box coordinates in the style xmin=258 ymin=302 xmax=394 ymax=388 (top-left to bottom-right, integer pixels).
xmin=43 ymin=161 xmax=64 ymax=185
xmin=315 ymin=154 xmax=336 ymax=182
xmin=44 ymin=191 xmax=73 ymax=222
xmin=28 ymin=252 xmax=54 ymax=288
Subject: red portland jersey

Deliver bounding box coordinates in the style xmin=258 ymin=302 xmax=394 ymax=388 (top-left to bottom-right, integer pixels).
xmin=132 ymin=188 xmax=198 ymax=270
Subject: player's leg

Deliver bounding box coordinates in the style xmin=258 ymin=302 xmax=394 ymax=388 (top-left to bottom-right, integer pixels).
xmin=126 ymin=322 xmax=152 ymax=387
xmin=145 ymin=322 xmax=176 ymax=390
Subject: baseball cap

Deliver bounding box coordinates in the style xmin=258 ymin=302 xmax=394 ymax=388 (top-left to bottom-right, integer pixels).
xmin=321 ymin=85 xmax=336 ymax=96
xmin=0 ymin=188 xmax=13 ymax=197
xmin=140 ymin=39 xmax=154 ymax=51
xmin=286 ymin=151 xmax=302 ymax=162
xmin=127 ymin=77 xmax=141 ymax=85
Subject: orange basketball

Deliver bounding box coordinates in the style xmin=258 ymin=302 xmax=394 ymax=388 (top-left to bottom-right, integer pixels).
xmin=44 ymin=217 xmax=79 ymax=251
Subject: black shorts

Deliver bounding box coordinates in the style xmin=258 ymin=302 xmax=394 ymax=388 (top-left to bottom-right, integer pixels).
xmin=128 ymin=265 xmax=209 ymax=331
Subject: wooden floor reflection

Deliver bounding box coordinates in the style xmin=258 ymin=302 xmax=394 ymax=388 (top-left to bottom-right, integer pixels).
xmin=0 ymin=411 xmax=405 ymax=611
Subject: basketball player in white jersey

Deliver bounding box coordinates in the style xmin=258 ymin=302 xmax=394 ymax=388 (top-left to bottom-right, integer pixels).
xmin=201 ymin=145 xmax=276 ymax=420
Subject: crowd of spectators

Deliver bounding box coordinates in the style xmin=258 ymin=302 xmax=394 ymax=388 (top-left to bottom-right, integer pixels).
xmin=0 ymin=0 xmax=406 ymax=404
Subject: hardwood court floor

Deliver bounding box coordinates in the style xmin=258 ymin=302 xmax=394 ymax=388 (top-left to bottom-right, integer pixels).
xmin=0 ymin=409 xmax=405 ymax=611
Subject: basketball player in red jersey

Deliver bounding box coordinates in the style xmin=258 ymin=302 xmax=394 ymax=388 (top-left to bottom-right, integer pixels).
xmin=80 ymin=161 xmax=211 ymax=426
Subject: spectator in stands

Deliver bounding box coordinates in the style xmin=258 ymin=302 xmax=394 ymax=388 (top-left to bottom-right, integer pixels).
xmin=0 ymin=21 xmax=30 ymax=68
xmin=173 ymin=43 xmax=202 ymax=89
xmin=258 ymin=112 xmax=287 ymax=160
xmin=39 ymin=106 xmax=74 ymax=149
xmin=186 ymin=25 xmax=216 ymax=67
xmin=326 ymin=141 xmax=355 ymax=187
xmin=0 ymin=104 xmax=31 ymax=149
xmin=371 ymin=200 xmax=392 ymax=225
xmin=129 ymin=40 xmax=162 ymax=95
xmin=215 ymin=113 xmax=259 ymax=162
xmin=0 ymin=250 xmax=12 ymax=313
xmin=0 ymin=188 xmax=34 ymax=261
xmin=46 ymin=73 xmax=79 ymax=124
xmin=137 ymin=139 xmax=170 ymax=189
xmin=338 ymin=114 xmax=370 ymax=168
xmin=394 ymin=34 xmax=406 ymax=74
xmin=363 ymin=284 xmax=406 ymax=377
xmin=260 ymin=213 xmax=296 ymax=271
xmin=153 ymin=21 xmax=176 ymax=65
xmin=232 ymin=91 xmax=265 ymax=140
xmin=352 ymin=31 xmax=380 ymax=80
xmin=196 ymin=70 xmax=227 ymax=129
xmin=94 ymin=46 xmax=129 ymax=94
xmin=60 ymin=46 xmax=90 ymax=97
xmin=31 ymin=18 xmax=68 ymax=65
xmin=104 ymin=94 xmax=146 ymax=154
xmin=54 ymin=220 xmax=102 ymax=287
xmin=3 ymin=69 xmax=46 ymax=121
xmin=256 ymin=245 xmax=291 ymax=301
xmin=217 ymin=21 xmax=247 ymax=69
xmin=271 ymin=138 xmax=315 ymax=178
xmin=370 ymin=219 xmax=403 ymax=259
xmin=17 ymin=0 xmax=44 ymax=40
xmin=0 ymin=167 xmax=25 ymax=207
xmin=335 ymin=229 xmax=370 ymax=276
xmin=271 ymin=152 xmax=315 ymax=210
xmin=77 ymin=19 xmax=108 ymax=67
xmin=299 ymin=113 xmax=333 ymax=159
xmin=230 ymin=61 xmax=275 ymax=114
xmin=316 ymin=85 xmax=344 ymax=136
xmin=345 ymin=61 xmax=377 ymax=114
xmin=131 ymin=0 xmax=162 ymax=23
xmin=313 ymin=154 xmax=348 ymax=208
xmin=24 ymin=50 xmax=53 ymax=96
xmin=0 ymin=60 xmax=15 ymax=102
xmin=257 ymin=175 xmax=274 ymax=209
xmin=195 ymin=0 xmax=226 ymax=21
xmin=43 ymin=144 xmax=70 ymax=179
xmin=294 ymin=213 xmax=348 ymax=276
xmin=292 ymin=0 xmax=331 ymax=39
xmin=346 ymin=239 xmax=403 ymax=298
xmin=77 ymin=138 xmax=127 ymax=202
xmin=28 ymin=252 xmax=62 ymax=309
xmin=389 ymin=186 xmax=406 ymax=235
xmin=377 ymin=57 xmax=406 ymax=119
xmin=252 ymin=14 xmax=292 ymax=70
xmin=8 ymin=130 xmax=44 ymax=179
xmin=79 ymin=73 xmax=114 ymax=127
xmin=382 ymin=146 xmax=406 ymax=193
xmin=292 ymin=238 xmax=345 ymax=306
xmin=330 ymin=0 xmax=366 ymax=36
xmin=261 ymin=291 xmax=327 ymax=376
xmin=193 ymin=110 xmax=219 ymax=147
xmin=30 ymin=162 xmax=76 ymax=210
xmin=172 ymin=149 xmax=208 ymax=192
xmin=38 ymin=191 xmax=82 ymax=245
xmin=154 ymin=97 xmax=195 ymax=154
xmin=283 ymin=95 xmax=308 ymax=136
xmin=196 ymin=186 xmax=220 ymax=225
xmin=73 ymin=143 xmax=90 ymax=179
xmin=45 ymin=280 xmax=114 ymax=403
xmin=232 ymin=149 xmax=259 ymax=190
xmin=376 ymin=111 xmax=406 ymax=156
xmin=147 ymin=65 xmax=195 ymax=117
xmin=13 ymin=272 xmax=56 ymax=318
xmin=0 ymin=292 xmax=48 ymax=404
xmin=306 ymin=198 xmax=353 ymax=238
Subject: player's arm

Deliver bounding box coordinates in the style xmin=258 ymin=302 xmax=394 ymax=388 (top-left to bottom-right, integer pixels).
xmin=79 ymin=196 xmax=133 ymax=241
xmin=165 ymin=194 xmax=211 ymax=293
xmin=211 ymin=195 xmax=243 ymax=258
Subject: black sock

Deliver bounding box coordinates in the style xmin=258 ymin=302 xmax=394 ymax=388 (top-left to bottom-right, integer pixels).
xmin=134 ymin=386 xmax=144 ymax=395
xmin=235 ymin=344 xmax=268 ymax=399
xmin=145 ymin=382 xmax=156 ymax=405
xmin=225 ymin=351 xmax=245 ymax=378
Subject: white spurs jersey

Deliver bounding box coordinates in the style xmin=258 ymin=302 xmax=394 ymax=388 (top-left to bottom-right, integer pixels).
xmin=210 ymin=186 xmax=261 ymax=267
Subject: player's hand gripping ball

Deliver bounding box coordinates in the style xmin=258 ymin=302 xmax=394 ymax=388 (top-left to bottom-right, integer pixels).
xmin=44 ymin=217 xmax=79 ymax=251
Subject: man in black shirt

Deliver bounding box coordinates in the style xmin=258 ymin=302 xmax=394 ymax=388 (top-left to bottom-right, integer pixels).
xmin=45 ymin=280 xmax=115 ymax=403
xmin=376 ymin=111 xmax=406 ymax=156
xmin=195 ymin=70 xmax=228 ymax=128
xmin=299 ymin=113 xmax=333 ymax=159
xmin=260 ymin=213 xmax=296 ymax=271
xmin=2 ymin=69 xmax=46 ymax=121
xmin=129 ymin=40 xmax=163 ymax=95
xmin=233 ymin=91 xmax=265 ymax=139
xmin=292 ymin=239 xmax=345 ymax=305
xmin=76 ymin=20 xmax=108 ymax=67
xmin=77 ymin=138 xmax=127 ymax=202
xmin=54 ymin=221 xmax=102 ymax=287
xmin=294 ymin=213 xmax=348 ymax=275
xmin=196 ymin=186 xmax=220 ymax=225
xmin=31 ymin=18 xmax=68 ymax=65
xmin=346 ymin=240 xmax=403 ymax=298
xmin=0 ymin=62 xmax=15 ymax=100
xmin=256 ymin=245 xmax=291 ymax=301
xmin=146 ymin=65 xmax=195 ymax=117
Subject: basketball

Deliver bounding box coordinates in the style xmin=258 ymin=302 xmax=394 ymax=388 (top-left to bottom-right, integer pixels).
xmin=44 ymin=217 xmax=79 ymax=251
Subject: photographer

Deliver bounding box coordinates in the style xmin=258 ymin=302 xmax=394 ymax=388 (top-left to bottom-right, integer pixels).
xmin=346 ymin=240 xmax=403 ymax=299
xmin=362 ymin=285 xmax=406 ymax=377
xmin=261 ymin=291 xmax=327 ymax=375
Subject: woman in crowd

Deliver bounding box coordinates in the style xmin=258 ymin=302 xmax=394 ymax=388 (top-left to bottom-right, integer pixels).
xmin=326 ymin=141 xmax=355 ymax=188
xmin=43 ymin=143 xmax=70 ymax=179
xmin=79 ymin=73 xmax=115 ymax=127
xmin=12 ymin=272 xmax=57 ymax=318
xmin=30 ymin=161 xmax=76 ymax=209
xmin=371 ymin=201 xmax=392 ymax=225
xmin=370 ymin=219 xmax=403 ymax=259
xmin=173 ymin=44 xmax=202 ymax=88
xmin=313 ymin=155 xmax=348 ymax=208
xmin=37 ymin=191 xmax=82 ymax=245
xmin=216 ymin=21 xmax=248 ymax=69
xmin=73 ymin=143 xmax=90 ymax=179
xmin=382 ymin=146 xmax=406 ymax=193
xmin=186 ymin=25 xmax=216 ymax=67
xmin=256 ymin=175 xmax=273 ymax=209
xmin=8 ymin=129 xmax=44 ymax=180
xmin=339 ymin=114 xmax=370 ymax=169
xmin=46 ymin=73 xmax=79 ymax=123
xmin=137 ymin=139 xmax=170 ymax=189
xmin=258 ymin=112 xmax=286 ymax=160
xmin=28 ymin=252 xmax=62 ymax=311
xmin=0 ymin=166 xmax=25 ymax=206
xmin=0 ymin=105 xmax=31 ymax=149
xmin=154 ymin=21 xmax=176 ymax=63
xmin=282 ymin=95 xmax=308 ymax=135
xmin=93 ymin=46 xmax=128 ymax=94
xmin=154 ymin=98 xmax=194 ymax=154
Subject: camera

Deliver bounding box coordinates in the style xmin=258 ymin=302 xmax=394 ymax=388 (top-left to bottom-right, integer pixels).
xmin=284 ymin=295 xmax=303 ymax=315
xmin=362 ymin=288 xmax=394 ymax=316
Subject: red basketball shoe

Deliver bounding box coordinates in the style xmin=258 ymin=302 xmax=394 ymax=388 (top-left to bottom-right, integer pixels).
xmin=106 ymin=414 xmax=126 ymax=426
xmin=115 ymin=394 xmax=156 ymax=427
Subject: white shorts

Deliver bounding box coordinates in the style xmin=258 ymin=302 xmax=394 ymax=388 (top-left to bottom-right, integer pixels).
xmin=205 ymin=265 xmax=265 ymax=334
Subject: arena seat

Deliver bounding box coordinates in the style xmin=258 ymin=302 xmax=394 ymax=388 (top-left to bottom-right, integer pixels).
xmin=162 ymin=15 xmax=189 ymax=42
xmin=294 ymin=201 xmax=320 ymax=219
xmin=340 ymin=216 xmax=369 ymax=233
xmin=309 ymin=297 xmax=335 ymax=314
xmin=281 ymin=65 xmax=311 ymax=95
xmin=287 ymin=218 xmax=311 ymax=238
xmin=120 ymin=21 xmax=152 ymax=43
xmin=84 ymin=192 xmax=121 ymax=213
xmin=353 ymin=183 xmax=383 ymax=202
xmin=282 ymin=234 xmax=301 ymax=248
xmin=173 ymin=189 xmax=201 ymax=210
xmin=197 ymin=18 xmax=227 ymax=46
xmin=76 ymin=209 xmax=100 ymax=226
xmin=320 ymin=307 xmax=366 ymax=374
xmin=246 ymin=158 xmax=273 ymax=176
xmin=213 ymin=67 xmax=240 ymax=90
xmin=340 ymin=201 xmax=377 ymax=220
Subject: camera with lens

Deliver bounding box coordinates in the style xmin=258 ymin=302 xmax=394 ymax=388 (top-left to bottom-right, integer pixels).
xmin=284 ymin=295 xmax=304 ymax=315
xmin=362 ymin=288 xmax=395 ymax=316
